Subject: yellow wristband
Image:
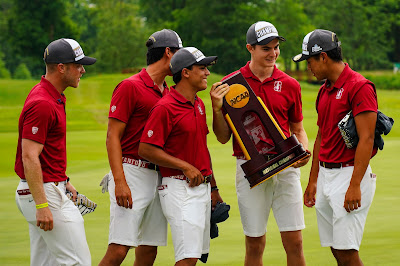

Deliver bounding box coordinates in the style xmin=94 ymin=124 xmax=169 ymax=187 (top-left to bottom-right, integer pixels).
xmin=36 ymin=202 xmax=48 ymax=209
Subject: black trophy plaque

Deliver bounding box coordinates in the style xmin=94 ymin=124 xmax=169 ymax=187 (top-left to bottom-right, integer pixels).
xmin=222 ymin=72 xmax=309 ymax=188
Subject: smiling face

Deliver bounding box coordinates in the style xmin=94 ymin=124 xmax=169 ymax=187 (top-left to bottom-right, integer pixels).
xmin=248 ymin=38 xmax=280 ymax=68
xmin=186 ymin=64 xmax=210 ymax=91
xmin=63 ymin=63 xmax=86 ymax=88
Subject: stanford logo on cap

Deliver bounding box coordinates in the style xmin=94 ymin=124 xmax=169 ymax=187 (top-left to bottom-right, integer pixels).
xmin=312 ymin=44 xmax=322 ymax=53
xmin=32 ymin=127 xmax=38 ymax=135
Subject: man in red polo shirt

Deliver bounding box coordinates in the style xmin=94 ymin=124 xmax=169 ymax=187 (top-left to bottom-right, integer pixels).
xmin=99 ymin=29 xmax=183 ymax=266
xmin=211 ymin=21 xmax=310 ymax=265
xmin=139 ymin=47 xmax=223 ymax=265
xmin=293 ymin=29 xmax=377 ymax=265
xmin=15 ymin=38 xmax=96 ymax=265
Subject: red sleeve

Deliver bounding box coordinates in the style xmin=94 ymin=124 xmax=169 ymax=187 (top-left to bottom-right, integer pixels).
xmin=351 ymin=83 xmax=378 ymax=116
xmin=22 ymin=101 xmax=53 ymax=144
xmin=140 ymin=105 xmax=172 ymax=148
xmin=108 ymin=80 xmax=137 ymax=123
xmin=288 ymin=79 xmax=303 ymax=123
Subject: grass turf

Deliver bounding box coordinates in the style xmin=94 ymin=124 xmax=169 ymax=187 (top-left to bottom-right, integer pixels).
xmin=0 ymin=73 xmax=399 ymax=265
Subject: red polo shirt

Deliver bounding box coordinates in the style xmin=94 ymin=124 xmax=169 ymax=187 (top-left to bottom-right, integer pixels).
xmin=140 ymin=87 xmax=212 ymax=178
xmin=316 ymin=64 xmax=378 ymax=163
xmin=109 ymin=68 xmax=169 ymax=159
xmin=223 ymin=62 xmax=303 ymax=157
xmin=15 ymin=76 xmax=67 ymax=182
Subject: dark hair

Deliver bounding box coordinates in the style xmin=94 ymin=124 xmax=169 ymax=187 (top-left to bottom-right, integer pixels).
xmin=313 ymin=46 xmax=343 ymax=62
xmin=145 ymin=39 xmax=179 ymax=65
xmin=172 ymin=65 xmax=193 ymax=84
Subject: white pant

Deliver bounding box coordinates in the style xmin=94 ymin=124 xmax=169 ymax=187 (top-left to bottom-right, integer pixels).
xmin=15 ymin=180 xmax=91 ymax=266
xmin=158 ymin=178 xmax=211 ymax=262
xmin=108 ymin=164 xmax=167 ymax=247
xmin=236 ymin=159 xmax=305 ymax=237
xmin=315 ymin=165 xmax=376 ymax=250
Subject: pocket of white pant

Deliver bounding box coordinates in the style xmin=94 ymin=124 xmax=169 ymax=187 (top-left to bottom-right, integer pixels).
xmin=15 ymin=193 xmax=36 ymax=222
xmin=158 ymin=185 xmax=169 ymax=218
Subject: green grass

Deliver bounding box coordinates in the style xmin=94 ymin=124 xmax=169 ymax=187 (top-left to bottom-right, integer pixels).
xmin=1 ymin=73 xmax=399 ymax=265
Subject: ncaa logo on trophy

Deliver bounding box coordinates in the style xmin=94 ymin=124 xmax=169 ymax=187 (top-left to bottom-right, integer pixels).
xmin=222 ymin=72 xmax=309 ymax=188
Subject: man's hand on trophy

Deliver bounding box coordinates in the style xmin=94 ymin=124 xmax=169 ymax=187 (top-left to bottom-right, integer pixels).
xmin=292 ymin=149 xmax=311 ymax=168
xmin=210 ymin=82 xmax=230 ymax=112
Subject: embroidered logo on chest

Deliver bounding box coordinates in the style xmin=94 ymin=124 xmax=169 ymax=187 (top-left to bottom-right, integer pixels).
xmin=197 ymin=104 xmax=204 ymax=115
xmin=32 ymin=127 xmax=38 ymax=134
xmin=147 ymin=130 xmax=153 ymax=138
xmin=336 ymin=88 xmax=344 ymax=99
xmin=273 ymin=81 xmax=282 ymax=92
xmin=111 ymin=105 xmax=117 ymax=112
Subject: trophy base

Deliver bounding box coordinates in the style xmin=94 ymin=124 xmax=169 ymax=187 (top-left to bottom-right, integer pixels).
xmin=241 ymin=135 xmax=309 ymax=188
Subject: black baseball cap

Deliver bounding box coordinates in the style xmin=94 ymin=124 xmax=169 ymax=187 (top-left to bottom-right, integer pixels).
xmin=170 ymin=47 xmax=217 ymax=75
xmin=43 ymin=38 xmax=96 ymax=65
xmin=246 ymin=21 xmax=285 ymax=45
xmin=147 ymin=29 xmax=183 ymax=50
xmin=292 ymin=29 xmax=341 ymax=62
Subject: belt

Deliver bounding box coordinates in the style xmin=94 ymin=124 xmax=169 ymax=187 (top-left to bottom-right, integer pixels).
xmin=122 ymin=157 xmax=159 ymax=171
xmin=20 ymin=179 xmax=67 ymax=185
xmin=319 ymin=161 xmax=354 ymax=169
xmin=17 ymin=189 xmax=31 ymax=195
xmin=165 ymin=174 xmax=212 ymax=183
xmin=17 ymin=180 xmax=67 ymax=195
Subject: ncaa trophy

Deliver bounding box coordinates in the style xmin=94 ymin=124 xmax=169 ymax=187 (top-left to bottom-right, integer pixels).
xmin=222 ymin=72 xmax=309 ymax=188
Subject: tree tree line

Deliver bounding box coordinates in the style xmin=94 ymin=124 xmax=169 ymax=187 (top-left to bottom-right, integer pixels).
xmin=1 ymin=0 xmax=399 ymax=79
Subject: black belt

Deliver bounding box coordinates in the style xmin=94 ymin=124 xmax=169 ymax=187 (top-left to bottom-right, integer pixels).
xmin=319 ymin=161 xmax=354 ymax=169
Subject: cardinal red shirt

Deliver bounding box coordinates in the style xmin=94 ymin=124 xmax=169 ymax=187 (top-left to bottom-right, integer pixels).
xmin=141 ymin=87 xmax=212 ymax=178
xmin=109 ymin=68 xmax=169 ymax=159
xmin=15 ymin=76 xmax=67 ymax=182
xmin=316 ymin=64 xmax=378 ymax=163
xmin=223 ymin=62 xmax=303 ymax=157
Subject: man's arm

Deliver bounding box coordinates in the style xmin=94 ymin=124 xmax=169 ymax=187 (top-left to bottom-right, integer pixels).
xmin=344 ymin=111 xmax=376 ymax=213
xmin=304 ymin=128 xmax=321 ymax=207
xmin=210 ymin=82 xmax=231 ymax=144
xmin=21 ymin=138 xmax=53 ymax=231
xmin=138 ymin=143 xmax=205 ymax=187
xmin=290 ymin=120 xmax=311 ymax=168
xmin=106 ymin=118 xmax=132 ymax=209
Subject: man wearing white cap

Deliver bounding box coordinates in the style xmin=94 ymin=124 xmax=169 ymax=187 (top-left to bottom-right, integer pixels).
xmin=211 ymin=21 xmax=309 ymax=265
xmin=139 ymin=47 xmax=223 ymax=265
xmin=15 ymin=38 xmax=96 ymax=266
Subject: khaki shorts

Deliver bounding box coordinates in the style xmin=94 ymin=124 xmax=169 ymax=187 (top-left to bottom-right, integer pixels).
xmin=315 ymin=165 xmax=376 ymax=250
xmin=108 ymin=163 xmax=167 ymax=247
xmin=236 ymin=159 xmax=305 ymax=237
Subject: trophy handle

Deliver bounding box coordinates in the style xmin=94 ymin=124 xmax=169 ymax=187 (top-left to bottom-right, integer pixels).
xmin=225 ymin=113 xmax=251 ymax=160
xmin=256 ymin=97 xmax=286 ymax=140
